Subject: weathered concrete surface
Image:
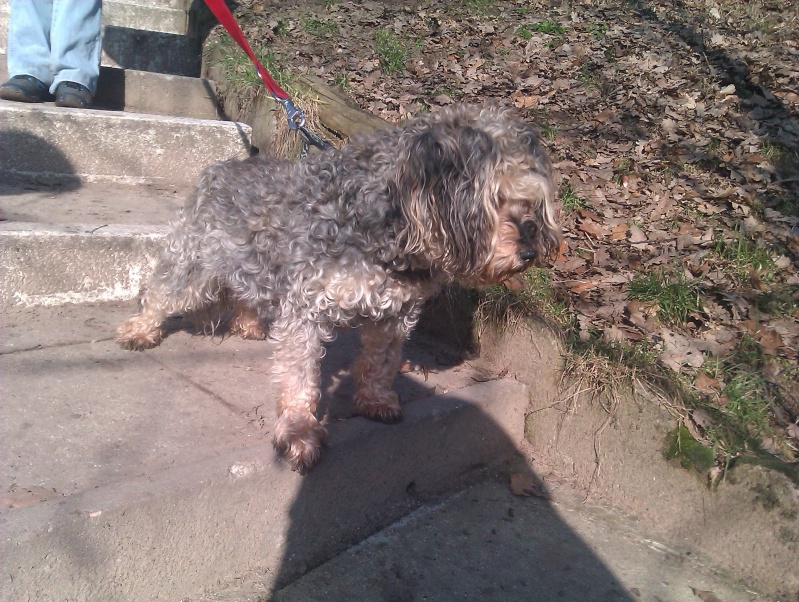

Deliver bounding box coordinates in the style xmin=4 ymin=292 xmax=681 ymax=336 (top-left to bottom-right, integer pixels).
xmin=1 ymin=302 xmax=528 ymax=601
xmin=0 ymin=179 xmax=184 ymax=226
xmin=270 ymin=481 xmax=761 ymax=602
xmin=1 ymin=222 xmax=165 ymax=306
xmin=0 ymin=101 xmax=250 ymax=185
xmin=94 ymin=67 xmax=221 ymax=119
xmin=477 ymin=326 xmax=799 ymax=600
xmin=0 ymin=180 xmax=180 ymax=307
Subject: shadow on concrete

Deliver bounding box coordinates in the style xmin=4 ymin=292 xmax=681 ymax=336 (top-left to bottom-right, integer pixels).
xmin=267 ymin=369 xmax=635 ymax=600
xmin=0 ymin=129 xmax=81 ymax=193
xmin=93 ymin=66 xmax=127 ymax=111
xmin=102 ymin=26 xmax=201 ymax=77
xmin=242 ymin=308 xmax=635 ymax=601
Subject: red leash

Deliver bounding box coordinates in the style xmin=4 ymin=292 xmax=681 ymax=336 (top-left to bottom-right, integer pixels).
xmin=204 ymin=0 xmax=305 ymax=128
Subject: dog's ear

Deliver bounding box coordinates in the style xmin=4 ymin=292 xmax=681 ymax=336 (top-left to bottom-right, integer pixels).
xmin=394 ymin=124 xmax=500 ymax=275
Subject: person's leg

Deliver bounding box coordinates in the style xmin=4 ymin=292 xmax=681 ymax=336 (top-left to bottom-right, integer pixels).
xmin=1 ymin=0 xmax=54 ymax=102
xmin=49 ymin=0 xmax=101 ymax=100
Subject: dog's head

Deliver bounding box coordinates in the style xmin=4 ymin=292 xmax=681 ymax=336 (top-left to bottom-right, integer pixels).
xmin=394 ymin=105 xmax=561 ymax=283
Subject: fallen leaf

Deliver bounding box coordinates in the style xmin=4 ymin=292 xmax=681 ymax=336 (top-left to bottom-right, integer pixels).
xmin=660 ymin=330 xmax=705 ymax=371
xmin=758 ymin=329 xmax=784 ymax=355
xmin=579 ymin=219 xmax=607 ymax=238
xmin=691 ymin=587 xmax=723 ymax=602
xmin=694 ymin=372 xmax=723 ymax=395
xmin=691 ymin=408 xmax=713 ymax=429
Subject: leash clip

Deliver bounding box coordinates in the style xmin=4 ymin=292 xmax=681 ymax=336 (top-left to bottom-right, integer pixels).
xmin=275 ymin=95 xmax=306 ymax=130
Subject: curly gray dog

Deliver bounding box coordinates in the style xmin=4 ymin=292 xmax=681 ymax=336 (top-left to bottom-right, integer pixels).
xmin=116 ymin=104 xmax=561 ymax=472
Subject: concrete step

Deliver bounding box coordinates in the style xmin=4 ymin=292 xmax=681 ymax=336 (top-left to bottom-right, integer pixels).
xmin=0 ymin=179 xmax=181 ymax=307
xmin=101 ymin=25 xmax=202 ymax=77
xmin=1 ymin=301 xmax=528 ymax=601
xmin=94 ymin=67 xmax=221 ymax=119
xmin=0 ymin=100 xmax=251 ymax=186
xmin=0 ymin=0 xmax=193 ymax=55
xmin=268 ymin=481 xmax=758 ymax=602
xmin=0 ymin=57 xmax=220 ymax=119
xmin=0 ymin=58 xmax=220 ymax=120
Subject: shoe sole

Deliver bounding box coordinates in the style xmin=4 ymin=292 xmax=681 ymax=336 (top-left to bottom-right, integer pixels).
xmin=55 ymin=98 xmax=91 ymax=108
xmin=0 ymin=88 xmax=49 ymax=103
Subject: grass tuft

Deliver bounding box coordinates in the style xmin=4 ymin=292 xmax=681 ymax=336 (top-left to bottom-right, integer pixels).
xmin=374 ymin=29 xmax=412 ymax=76
xmin=628 ymin=268 xmax=703 ymax=324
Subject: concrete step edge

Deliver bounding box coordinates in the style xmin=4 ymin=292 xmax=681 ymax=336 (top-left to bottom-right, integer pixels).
xmin=1 ymin=223 xmax=166 ymax=307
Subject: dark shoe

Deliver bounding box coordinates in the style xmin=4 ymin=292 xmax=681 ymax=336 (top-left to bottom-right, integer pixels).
xmin=55 ymin=81 xmax=93 ymax=108
xmin=0 ymin=75 xmax=52 ymax=103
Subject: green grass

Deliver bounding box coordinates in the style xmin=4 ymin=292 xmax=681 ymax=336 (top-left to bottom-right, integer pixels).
xmin=627 ymin=268 xmax=703 ymax=324
xmin=332 ymin=71 xmax=352 ymax=92
xmin=272 ymin=19 xmax=289 ymax=37
xmin=560 ymin=183 xmax=587 ymax=212
xmin=577 ymin=63 xmax=600 ymax=86
xmin=753 ymin=285 xmax=799 ymax=315
xmin=463 ymin=0 xmax=496 ymax=15
xmin=515 ymin=26 xmax=533 ymax=41
xmin=587 ymin=22 xmax=608 ymax=37
xmin=614 ymin=157 xmax=634 ymax=184
xmin=692 ymin=336 xmax=779 ymax=465
xmin=540 ymin=119 xmax=558 ymax=142
xmin=713 ymin=234 xmax=777 ymax=285
xmin=302 ymin=17 xmax=338 ymax=36
xmin=374 ymin=29 xmax=411 ymax=76
xmin=207 ymin=36 xmax=296 ymax=99
xmin=529 ymin=20 xmax=566 ymax=34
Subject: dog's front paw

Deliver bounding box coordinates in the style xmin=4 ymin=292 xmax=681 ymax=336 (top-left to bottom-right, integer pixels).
xmin=353 ymin=390 xmax=403 ymax=424
xmin=115 ymin=318 xmax=164 ymax=351
xmin=273 ymin=412 xmax=328 ymax=474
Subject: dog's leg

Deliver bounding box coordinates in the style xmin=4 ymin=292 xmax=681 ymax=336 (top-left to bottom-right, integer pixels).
xmin=270 ymin=316 xmax=332 ymax=473
xmin=116 ymin=228 xmax=216 ymax=351
xmin=228 ymin=299 xmax=268 ymax=340
xmin=351 ymin=318 xmax=409 ymax=423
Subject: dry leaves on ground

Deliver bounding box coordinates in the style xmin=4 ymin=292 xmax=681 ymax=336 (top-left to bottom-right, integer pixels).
xmin=229 ymin=0 xmax=799 ymax=434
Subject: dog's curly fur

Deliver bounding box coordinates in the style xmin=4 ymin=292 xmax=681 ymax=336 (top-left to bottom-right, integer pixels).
xmin=116 ymin=104 xmax=561 ymax=472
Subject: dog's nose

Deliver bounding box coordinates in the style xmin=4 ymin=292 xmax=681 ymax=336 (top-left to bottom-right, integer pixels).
xmin=519 ymin=247 xmax=536 ymax=262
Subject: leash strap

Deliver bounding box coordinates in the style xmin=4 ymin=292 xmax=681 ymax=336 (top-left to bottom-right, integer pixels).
xmin=203 ymin=0 xmax=305 ymax=129
xmin=298 ymin=124 xmax=335 ymax=158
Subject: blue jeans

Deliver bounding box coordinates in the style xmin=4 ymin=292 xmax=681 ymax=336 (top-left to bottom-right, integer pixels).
xmin=6 ymin=0 xmax=102 ymax=94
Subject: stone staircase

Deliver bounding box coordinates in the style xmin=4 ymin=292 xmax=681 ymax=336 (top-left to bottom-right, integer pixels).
xmin=0 ymin=3 xmax=532 ymax=600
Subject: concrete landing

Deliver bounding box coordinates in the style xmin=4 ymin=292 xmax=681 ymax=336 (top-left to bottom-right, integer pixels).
xmin=1 ymin=302 xmax=528 ymax=601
